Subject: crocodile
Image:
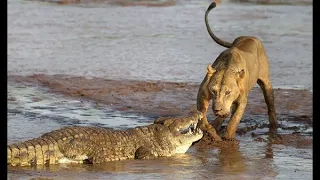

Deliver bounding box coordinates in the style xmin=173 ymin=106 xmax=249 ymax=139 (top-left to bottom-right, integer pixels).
xmin=8 ymin=111 xmax=203 ymax=166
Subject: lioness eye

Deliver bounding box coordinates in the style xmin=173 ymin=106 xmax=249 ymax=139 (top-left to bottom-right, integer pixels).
xmin=225 ymin=91 xmax=231 ymax=95
xmin=210 ymin=87 xmax=217 ymax=95
xmin=212 ymin=90 xmax=217 ymax=95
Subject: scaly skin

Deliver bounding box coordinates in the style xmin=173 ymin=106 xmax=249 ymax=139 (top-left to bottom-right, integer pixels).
xmin=154 ymin=110 xmax=203 ymax=132
xmin=8 ymin=112 xmax=203 ymax=166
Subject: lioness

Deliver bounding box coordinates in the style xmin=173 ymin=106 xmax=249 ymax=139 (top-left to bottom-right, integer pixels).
xmin=197 ymin=2 xmax=278 ymax=141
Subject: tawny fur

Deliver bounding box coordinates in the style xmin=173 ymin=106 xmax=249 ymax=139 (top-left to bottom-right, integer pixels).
xmin=197 ymin=2 xmax=278 ymax=141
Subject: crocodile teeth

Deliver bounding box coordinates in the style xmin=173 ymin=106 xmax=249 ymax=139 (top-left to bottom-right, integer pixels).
xmin=195 ymin=128 xmax=202 ymax=134
xmin=190 ymin=123 xmax=197 ymax=133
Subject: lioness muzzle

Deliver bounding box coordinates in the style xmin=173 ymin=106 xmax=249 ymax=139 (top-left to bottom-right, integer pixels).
xmin=197 ymin=2 xmax=278 ymax=141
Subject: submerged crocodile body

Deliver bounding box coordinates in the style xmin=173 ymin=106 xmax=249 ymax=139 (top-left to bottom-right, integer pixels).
xmin=8 ymin=111 xmax=203 ymax=166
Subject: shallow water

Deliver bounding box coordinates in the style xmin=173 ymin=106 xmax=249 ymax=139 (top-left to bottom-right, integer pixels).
xmin=8 ymin=0 xmax=312 ymax=90
xmin=7 ymin=0 xmax=312 ymax=179
xmin=7 ymin=82 xmax=151 ymax=144
xmin=7 ymin=82 xmax=312 ymax=180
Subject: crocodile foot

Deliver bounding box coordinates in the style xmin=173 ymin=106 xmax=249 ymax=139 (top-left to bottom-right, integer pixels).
xmin=135 ymin=146 xmax=153 ymax=160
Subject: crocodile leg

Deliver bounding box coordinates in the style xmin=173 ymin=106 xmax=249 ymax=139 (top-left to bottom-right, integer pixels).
xmin=58 ymin=137 xmax=101 ymax=164
xmin=135 ymin=146 xmax=155 ymax=160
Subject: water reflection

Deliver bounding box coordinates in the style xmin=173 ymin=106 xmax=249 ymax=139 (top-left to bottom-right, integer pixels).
xmin=7 ymin=131 xmax=309 ymax=180
xmin=193 ymin=143 xmax=249 ymax=178
xmin=218 ymin=146 xmax=247 ymax=173
xmin=8 ymin=147 xmax=250 ymax=179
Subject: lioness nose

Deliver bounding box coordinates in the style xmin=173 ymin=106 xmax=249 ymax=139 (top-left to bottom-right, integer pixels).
xmin=213 ymin=103 xmax=222 ymax=112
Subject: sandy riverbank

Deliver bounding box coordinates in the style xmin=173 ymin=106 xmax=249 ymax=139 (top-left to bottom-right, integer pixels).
xmin=8 ymin=74 xmax=312 ymax=148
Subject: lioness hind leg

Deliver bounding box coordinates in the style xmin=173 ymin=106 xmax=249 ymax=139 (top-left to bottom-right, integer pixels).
xmin=257 ymin=78 xmax=278 ymax=130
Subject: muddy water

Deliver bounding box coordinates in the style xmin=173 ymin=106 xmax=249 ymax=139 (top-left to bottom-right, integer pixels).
xmin=8 ymin=0 xmax=312 ymax=179
xmin=7 ymin=82 xmax=152 ymax=144
xmin=7 ymin=82 xmax=312 ymax=180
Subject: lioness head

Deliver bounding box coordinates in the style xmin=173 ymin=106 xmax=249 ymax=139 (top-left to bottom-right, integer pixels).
xmin=206 ymin=63 xmax=245 ymax=118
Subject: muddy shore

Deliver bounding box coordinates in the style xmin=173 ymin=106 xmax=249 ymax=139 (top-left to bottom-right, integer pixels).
xmin=8 ymin=74 xmax=312 ymax=117
xmin=8 ymin=74 xmax=313 ymax=148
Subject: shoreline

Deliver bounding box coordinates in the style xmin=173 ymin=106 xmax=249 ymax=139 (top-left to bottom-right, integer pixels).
xmin=8 ymin=74 xmax=312 ymax=119
xmin=8 ymin=73 xmax=313 ymax=148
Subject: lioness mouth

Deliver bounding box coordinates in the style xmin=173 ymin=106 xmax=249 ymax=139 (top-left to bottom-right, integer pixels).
xmin=215 ymin=113 xmax=228 ymax=118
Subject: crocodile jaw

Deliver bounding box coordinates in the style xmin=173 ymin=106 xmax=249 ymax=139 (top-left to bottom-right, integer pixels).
xmin=173 ymin=143 xmax=194 ymax=154
xmin=173 ymin=128 xmax=203 ymax=154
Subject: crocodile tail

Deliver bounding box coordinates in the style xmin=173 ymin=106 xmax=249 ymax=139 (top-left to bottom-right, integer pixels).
xmin=7 ymin=142 xmax=33 ymax=166
xmin=7 ymin=138 xmax=60 ymax=166
xmin=205 ymin=2 xmax=232 ymax=48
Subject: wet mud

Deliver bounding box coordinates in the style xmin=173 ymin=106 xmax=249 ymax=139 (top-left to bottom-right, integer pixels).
xmin=8 ymin=74 xmax=312 ymax=116
xmin=8 ymin=74 xmax=313 ymax=149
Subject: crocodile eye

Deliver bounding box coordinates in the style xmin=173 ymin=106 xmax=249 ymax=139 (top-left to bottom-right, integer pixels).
xmin=225 ymin=90 xmax=231 ymax=96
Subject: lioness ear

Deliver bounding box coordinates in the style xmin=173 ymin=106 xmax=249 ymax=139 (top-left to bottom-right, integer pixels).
xmin=206 ymin=65 xmax=216 ymax=77
xmin=236 ymin=69 xmax=245 ymax=79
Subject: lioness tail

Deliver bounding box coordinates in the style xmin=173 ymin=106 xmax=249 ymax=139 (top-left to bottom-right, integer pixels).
xmin=205 ymin=2 xmax=232 ymax=48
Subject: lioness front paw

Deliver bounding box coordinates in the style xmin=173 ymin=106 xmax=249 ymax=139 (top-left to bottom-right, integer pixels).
xmin=207 ymin=130 xmax=222 ymax=142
